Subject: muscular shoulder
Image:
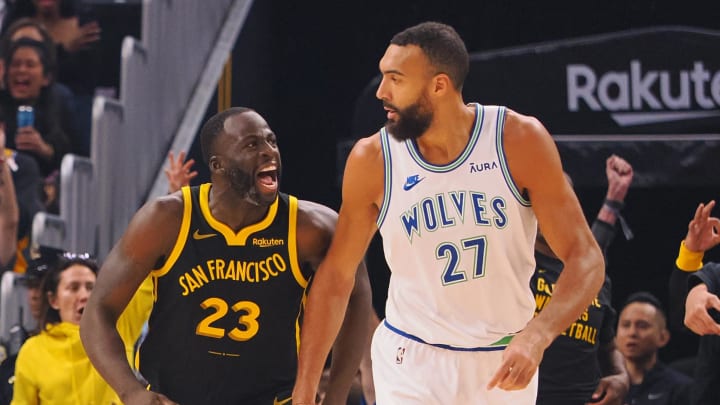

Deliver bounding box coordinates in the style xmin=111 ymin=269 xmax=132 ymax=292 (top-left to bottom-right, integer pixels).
xmin=503 ymin=109 xmax=549 ymax=145
xmin=295 ymin=199 xmax=338 ymax=268
xmin=501 ymin=109 xmax=559 ymax=192
xmin=344 ymin=132 xmax=384 ymax=206
xmin=123 ymin=191 xmax=186 ymax=257
xmin=140 ymin=191 xmax=185 ymax=225
xmin=350 ymin=132 xmax=383 ymax=161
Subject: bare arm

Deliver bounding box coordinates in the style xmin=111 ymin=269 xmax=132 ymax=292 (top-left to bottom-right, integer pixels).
xmin=488 ymin=111 xmax=604 ymax=390
xmin=295 ymin=200 xmax=374 ymax=405
xmin=0 ymin=131 xmax=19 ymax=268
xmin=293 ymin=135 xmax=382 ymax=404
xmin=322 ymin=259 xmax=372 ymax=405
xmin=80 ymin=194 xmax=182 ymax=404
xmin=591 ymin=342 xmax=629 ymax=405
xmin=678 ymin=201 xmax=720 ymax=335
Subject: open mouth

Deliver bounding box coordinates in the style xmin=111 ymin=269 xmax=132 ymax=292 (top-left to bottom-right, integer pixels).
xmin=256 ymin=168 xmax=278 ymax=193
xmin=11 ymin=79 xmax=32 ymax=93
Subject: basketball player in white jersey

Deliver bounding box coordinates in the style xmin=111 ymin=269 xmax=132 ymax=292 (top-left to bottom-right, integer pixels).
xmin=293 ymin=22 xmax=604 ymax=404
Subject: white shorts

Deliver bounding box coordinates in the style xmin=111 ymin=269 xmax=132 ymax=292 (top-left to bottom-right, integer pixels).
xmin=371 ymin=320 xmax=538 ymax=405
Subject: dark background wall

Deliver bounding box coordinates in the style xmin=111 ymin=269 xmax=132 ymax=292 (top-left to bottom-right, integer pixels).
xmin=178 ymin=0 xmax=720 ymax=362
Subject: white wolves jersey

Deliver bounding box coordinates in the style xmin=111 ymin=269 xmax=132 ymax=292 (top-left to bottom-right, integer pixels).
xmin=377 ymin=104 xmax=538 ymax=349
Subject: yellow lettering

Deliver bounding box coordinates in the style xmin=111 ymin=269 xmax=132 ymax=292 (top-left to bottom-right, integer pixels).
xmin=247 ymin=262 xmax=255 ymax=282
xmin=206 ymin=260 xmax=216 ymax=280
xmin=216 ymin=259 xmax=226 ymax=279
xmin=259 ymin=259 xmax=270 ymax=281
xmin=179 ymin=275 xmax=190 ymax=296
xmin=225 ymin=261 xmax=236 ymax=280
xmin=192 ymin=266 xmax=209 ymax=285
xmin=267 ymin=256 xmax=278 ymax=277
xmin=237 ymin=261 xmax=247 ymax=281
xmin=535 ymin=294 xmax=549 ymax=312
xmin=537 ymin=278 xmax=546 ymax=292
xmin=272 ymin=253 xmax=286 ymax=272
xmin=186 ymin=271 xmax=201 ymax=293
xmin=581 ymin=325 xmax=590 ymax=341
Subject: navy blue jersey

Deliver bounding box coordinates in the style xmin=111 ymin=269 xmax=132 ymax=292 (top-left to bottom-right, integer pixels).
xmin=138 ymin=184 xmax=311 ymax=404
xmin=533 ymin=252 xmax=615 ymax=404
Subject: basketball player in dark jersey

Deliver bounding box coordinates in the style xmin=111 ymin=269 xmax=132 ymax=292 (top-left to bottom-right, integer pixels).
xmin=80 ymin=107 xmax=373 ymax=405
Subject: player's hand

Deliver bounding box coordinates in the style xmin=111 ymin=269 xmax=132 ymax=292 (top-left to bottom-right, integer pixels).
xmin=587 ymin=374 xmax=628 ymax=405
xmin=685 ymin=283 xmax=720 ymax=335
xmin=164 ymin=151 xmax=197 ymax=193
xmin=684 ymin=201 xmax=720 ymax=253
xmin=122 ymin=388 xmax=178 ymax=405
xmin=486 ymin=330 xmax=543 ymax=391
xmin=605 ymin=154 xmax=633 ymax=201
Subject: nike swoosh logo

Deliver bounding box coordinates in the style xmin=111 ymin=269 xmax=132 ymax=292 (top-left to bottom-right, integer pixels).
xmin=273 ymin=396 xmax=291 ymax=405
xmin=193 ymin=229 xmax=217 ymax=240
xmin=403 ymin=176 xmax=424 ymax=191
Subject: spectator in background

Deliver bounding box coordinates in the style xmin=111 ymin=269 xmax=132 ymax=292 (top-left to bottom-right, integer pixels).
xmin=1 ymin=17 xmax=56 ymax=81
xmin=0 ymin=19 xmax=79 ymax=213
xmin=0 ymin=103 xmax=43 ymax=275
xmin=0 ymin=254 xmax=53 ymax=405
xmin=616 ymin=292 xmax=692 ymax=405
xmin=14 ymin=0 xmax=100 ymax=156
xmin=0 ymin=37 xmax=72 ymax=179
xmin=534 ymin=155 xmax=633 ymax=405
xmin=163 ymin=150 xmax=197 ymax=194
xmin=670 ymin=200 xmax=720 ymax=404
xmin=0 ymin=112 xmax=18 ymax=269
xmin=11 ymin=253 xmax=152 ymax=404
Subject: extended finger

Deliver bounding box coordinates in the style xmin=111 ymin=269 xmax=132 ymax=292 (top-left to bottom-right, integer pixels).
xmin=486 ymin=363 xmax=512 ymax=390
xmin=182 ymin=159 xmax=196 ymax=171
xmin=498 ymin=365 xmax=532 ymax=391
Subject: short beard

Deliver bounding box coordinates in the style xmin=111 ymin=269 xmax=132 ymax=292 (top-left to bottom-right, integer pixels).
xmin=227 ymin=167 xmax=277 ymax=206
xmin=386 ymin=97 xmax=433 ymax=141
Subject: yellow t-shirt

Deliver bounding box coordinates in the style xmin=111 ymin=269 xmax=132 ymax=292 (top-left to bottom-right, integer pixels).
xmin=11 ymin=277 xmax=153 ymax=404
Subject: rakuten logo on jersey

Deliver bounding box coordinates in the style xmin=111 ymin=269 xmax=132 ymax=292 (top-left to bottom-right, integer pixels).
xmin=567 ymin=60 xmax=720 ymax=126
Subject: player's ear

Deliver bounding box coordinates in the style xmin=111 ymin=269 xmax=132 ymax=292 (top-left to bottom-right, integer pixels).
xmin=432 ymin=73 xmax=451 ymax=95
xmin=209 ymin=156 xmax=223 ymax=172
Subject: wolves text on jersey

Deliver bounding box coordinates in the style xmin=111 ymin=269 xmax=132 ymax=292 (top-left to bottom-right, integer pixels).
xmin=179 ymin=254 xmax=288 ymax=296
xmin=399 ymin=191 xmax=508 ymax=243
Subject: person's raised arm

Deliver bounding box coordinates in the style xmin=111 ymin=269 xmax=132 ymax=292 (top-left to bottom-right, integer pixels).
xmin=292 ymin=135 xmax=383 ymax=404
xmin=592 ymin=155 xmax=633 ymax=254
xmin=80 ymin=195 xmax=182 ymax=405
xmin=668 ymin=201 xmax=719 ymax=331
xmin=488 ymin=110 xmax=604 ymax=391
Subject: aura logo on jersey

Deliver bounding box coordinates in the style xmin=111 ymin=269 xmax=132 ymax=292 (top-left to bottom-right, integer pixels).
xmin=179 ymin=254 xmax=288 ymax=295
xmin=469 ymin=161 xmax=498 ymax=173
xmin=399 ymin=191 xmax=507 ymax=242
xmin=567 ymin=60 xmax=720 ymax=126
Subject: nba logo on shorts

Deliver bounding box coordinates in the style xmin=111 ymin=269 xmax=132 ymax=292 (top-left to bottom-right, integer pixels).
xmin=396 ymin=347 xmax=405 ymax=364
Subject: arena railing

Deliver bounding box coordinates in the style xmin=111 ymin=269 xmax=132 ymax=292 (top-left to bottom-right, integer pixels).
xmin=31 ymin=0 xmax=253 ymax=259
